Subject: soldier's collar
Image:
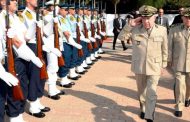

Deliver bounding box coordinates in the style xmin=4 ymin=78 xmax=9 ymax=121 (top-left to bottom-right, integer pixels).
xmin=25 ymin=7 xmax=36 ymax=15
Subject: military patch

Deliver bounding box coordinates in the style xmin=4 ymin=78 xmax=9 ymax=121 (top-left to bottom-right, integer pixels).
xmin=61 ymin=18 xmax=66 ymax=24
xmin=18 ymin=14 xmax=25 ymax=23
xmin=70 ymin=16 xmax=76 ymax=21
xmin=25 ymin=11 xmax=33 ymax=20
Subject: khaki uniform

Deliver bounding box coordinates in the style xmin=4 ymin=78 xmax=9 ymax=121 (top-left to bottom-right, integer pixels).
xmin=168 ymin=23 xmax=190 ymax=111
xmin=118 ymin=23 xmax=168 ymax=120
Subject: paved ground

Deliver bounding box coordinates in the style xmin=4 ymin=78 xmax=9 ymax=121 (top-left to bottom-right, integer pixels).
xmin=16 ymin=40 xmax=190 ymax=122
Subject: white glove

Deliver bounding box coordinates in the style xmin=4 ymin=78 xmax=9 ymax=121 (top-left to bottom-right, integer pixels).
xmin=42 ymin=44 xmax=61 ymax=57
xmin=54 ymin=17 xmax=59 ymax=23
xmin=91 ymin=20 xmax=96 ymax=24
xmin=0 ymin=64 xmax=18 ymax=87
xmin=36 ymin=20 xmax=43 ymax=28
xmin=89 ymin=37 xmax=96 ymax=42
xmin=51 ymin=48 xmax=62 ymax=57
xmin=80 ymin=37 xmax=90 ymax=43
xmin=68 ymin=36 xmax=82 ymax=49
xmin=42 ymin=44 xmax=51 ymax=53
xmin=95 ymin=34 xmax=101 ymax=39
xmin=25 ymin=22 xmax=36 ymax=40
xmin=16 ymin=44 xmax=43 ymax=68
xmin=83 ymin=20 xmax=87 ymax=24
xmin=7 ymin=28 xmax=16 ymax=38
xmin=31 ymin=57 xmax=43 ymax=68
xmin=100 ymin=31 xmax=106 ymax=36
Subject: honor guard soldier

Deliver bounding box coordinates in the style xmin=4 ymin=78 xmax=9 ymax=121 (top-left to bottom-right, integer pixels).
xmin=0 ymin=0 xmax=45 ymax=121
xmin=57 ymin=3 xmax=82 ymax=85
xmin=43 ymin=0 xmax=66 ymax=100
xmin=86 ymin=7 xmax=98 ymax=62
xmin=65 ymin=3 xmax=83 ymax=79
xmin=83 ymin=6 xmax=94 ymax=65
xmin=118 ymin=5 xmax=168 ymax=122
xmin=168 ymin=7 xmax=190 ymax=117
xmin=98 ymin=9 xmax=106 ymax=54
xmin=76 ymin=5 xmax=91 ymax=70
xmin=22 ymin=0 xmax=50 ymax=118
xmin=67 ymin=4 xmax=86 ymax=75
xmin=0 ymin=17 xmax=18 ymax=122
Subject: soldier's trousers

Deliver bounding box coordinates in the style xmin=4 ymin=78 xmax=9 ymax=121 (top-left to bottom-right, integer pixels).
xmin=174 ymin=72 xmax=190 ymax=111
xmin=135 ymin=74 xmax=160 ymax=120
xmin=0 ymin=79 xmax=7 ymax=122
xmin=6 ymin=58 xmax=28 ymax=117
xmin=58 ymin=43 xmax=76 ymax=77
xmin=27 ymin=43 xmax=45 ymax=101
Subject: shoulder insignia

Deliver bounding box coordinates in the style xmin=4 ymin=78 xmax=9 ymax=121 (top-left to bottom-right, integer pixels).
xmin=25 ymin=11 xmax=33 ymax=20
xmin=70 ymin=16 xmax=76 ymax=21
xmin=18 ymin=13 xmax=24 ymax=23
xmin=61 ymin=18 xmax=66 ymax=24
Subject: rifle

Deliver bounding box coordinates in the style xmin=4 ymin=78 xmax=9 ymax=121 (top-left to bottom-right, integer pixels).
xmin=53 ymin=0 xmax=65 ymax=67
xmin=6 ymin=0 xmax=24 ymax=101
xmin=76 ymin=13 xmax=84 ymax=57
xmin=97 ymin=16 xmax=103 ymax=45
xmin=36 ymin=0 xmax=48 ymax=80
xmin=91 ymin=0 xmax=98 ymax=49
xmin=100 ymin=16 xmax=107 ymax=40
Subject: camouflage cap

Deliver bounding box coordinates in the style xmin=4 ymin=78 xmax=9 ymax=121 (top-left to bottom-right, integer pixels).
xmin=181 ymin=7 xmax=190 ymax=17
xmin=139 ymin=5 xmax=157 ymax=17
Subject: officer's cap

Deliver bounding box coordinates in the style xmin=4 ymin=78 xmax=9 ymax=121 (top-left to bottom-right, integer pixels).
xmin=181 ymin=7 xmax=190 ymax=17
xmin=45 ymin=0 xmax=59 ymax=6
xmin=59 ymin=4 xmax=68 ymax=10
xmin=18 ymin=5 xmax=25 ymax=11
xmin=68 ymin=4 xmax=75 ymax=9
xmin=139 ymin=5 xmax=157 ymax=17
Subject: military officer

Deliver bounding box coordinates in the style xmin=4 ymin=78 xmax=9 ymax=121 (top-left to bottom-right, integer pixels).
xmin=118 ymin=5 xmax=168 ymax=122
xmin=168 ymin=7 xmax=190 ymax=117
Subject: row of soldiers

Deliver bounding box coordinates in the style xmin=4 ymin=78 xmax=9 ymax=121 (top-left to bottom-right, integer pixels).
xmin=0 ymin=0 xmax=107 ymax=121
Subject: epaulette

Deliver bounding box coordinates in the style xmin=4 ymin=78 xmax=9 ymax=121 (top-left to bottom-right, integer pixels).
xmin=60 ymin=18 xmax=66 ymax=24
xmin=25 ymin=10 xmax=33 ymax=20
xmin=17 ymin=13 xmax=25 ymax=23
xmin=70 ymin=15 xmax=76 ymax=21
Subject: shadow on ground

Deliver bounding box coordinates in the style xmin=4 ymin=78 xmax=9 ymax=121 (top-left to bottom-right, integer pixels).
xmin=65 ymin=89 xmax=136 ymax=122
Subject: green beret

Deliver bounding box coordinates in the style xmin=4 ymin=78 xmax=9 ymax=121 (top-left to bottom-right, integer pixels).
xmin=182 ymin=7 xmax=190 ymax=17
xmin=139 ymin=5 xmax=157 ymax=17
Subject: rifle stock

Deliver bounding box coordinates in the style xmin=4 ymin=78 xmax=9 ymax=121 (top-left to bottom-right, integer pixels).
xmin=83 ymin=22 xmax=93 ymax=51
xmin=76 ymin=22 xmax=84 ymax=57
xmin=101 ymin=20 xmax=107 ymax=40
xmin=97 ymin=21 xmax=103 ymax=45
xmin=36 ymin=25 xmax=49 ymax=80
xmin=91 ymin=22 xmax=98 ymax=49
xmin=6 ymin=36 xmax=24 ymax=101
xmin=54 ymin=22 xmax=65 ymax=67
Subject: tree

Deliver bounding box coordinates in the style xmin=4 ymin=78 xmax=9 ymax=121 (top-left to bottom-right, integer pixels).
xmin=112 ymin=0 xmax=120 ymax=15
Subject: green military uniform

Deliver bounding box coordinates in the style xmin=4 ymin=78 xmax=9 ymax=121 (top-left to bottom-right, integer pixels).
xmin=118 ymin=5 xmax=168 ymax=121
xmin=168 ymin=7 xmax=190 ymax=117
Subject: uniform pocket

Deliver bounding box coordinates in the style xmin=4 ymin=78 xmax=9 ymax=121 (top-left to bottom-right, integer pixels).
xmin=154 ymin=36 xmax=163 ymax=42
xmin=154 ymin=57 xmax=162 ymax=63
